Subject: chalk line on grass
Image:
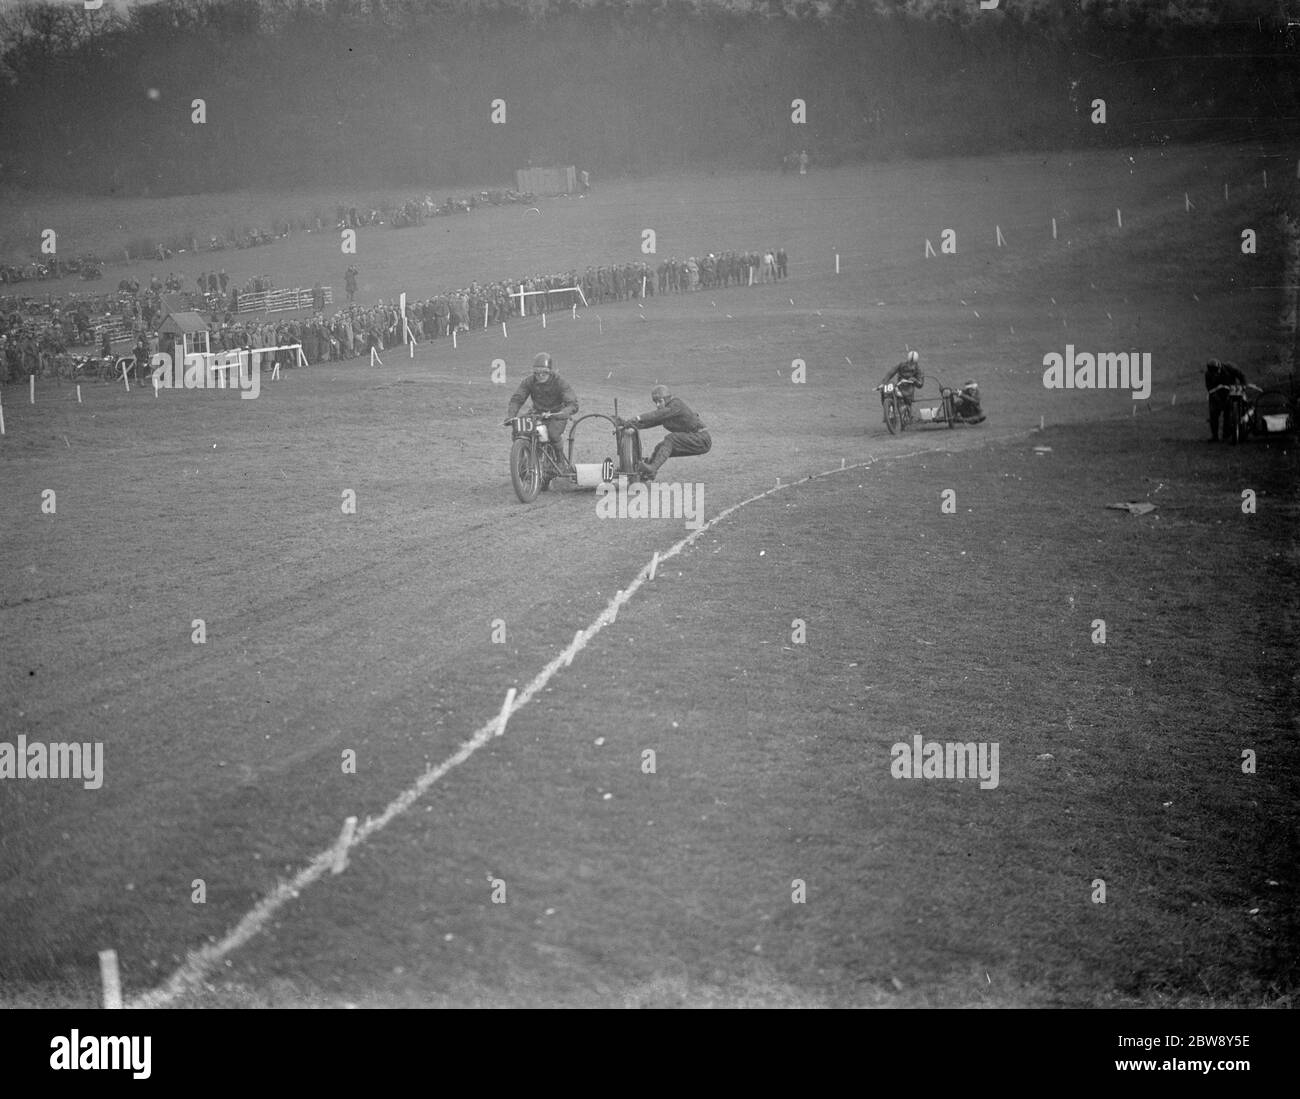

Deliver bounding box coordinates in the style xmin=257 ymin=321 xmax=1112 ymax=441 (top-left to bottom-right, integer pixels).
xmin=127 ymin=449 xmax=928 ymax=1009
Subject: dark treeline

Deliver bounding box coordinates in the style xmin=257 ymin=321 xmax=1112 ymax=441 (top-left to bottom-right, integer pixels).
xmin=0 ymin=0 xmax=1292 ymax=196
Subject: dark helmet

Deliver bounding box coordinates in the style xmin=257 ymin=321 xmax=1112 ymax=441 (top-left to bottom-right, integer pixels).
xmin=532 ymin=352 xmax=554 ymax=374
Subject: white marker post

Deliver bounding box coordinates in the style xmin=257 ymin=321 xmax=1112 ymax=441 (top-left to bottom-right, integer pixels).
xmin=331 ymin=816 xmax=357 ymax=875
xmin=996 ymin=225 xmax=1006 ymax=247
xmin=542 ymin=312 xmax=546 ymax=329
xmin=649 ymin=551 xmax=659 ymax=581
xmin=1185 ymin=192 xmax=1193 ymax=212
xmin=0 ymin=393 xmax=5 ymax=435
xmin=1224 ymin=182 xmax=1229 ymax=202
xmin=1116 ymin=208 xmax=1122 ymax=228
xmin=99 ymin=948 xmax=122 ymax=1009
xmin=572 ymin=303 xmax=577 ymax=320
xmin=121 ymin=363 xmax=130 ymax=392
xmin=835 ymin=253 xmax=840 ymax=274
xmin=76 ymin=384 xmax=82 ymax=404
xmin=452 ymin=329 xmax=457 ymax=349
xmin=30 ymin=375 xmax=35 ymax=404
xmin=483 ymin=303 xmax=488 ymax=329
xmin=501 ymin=322 xmax=507 ymax=340
xmin=494 ymin=687 xmax=517 ymax=738
xmin=1052 ymin=218 xmax=1057 ymax=240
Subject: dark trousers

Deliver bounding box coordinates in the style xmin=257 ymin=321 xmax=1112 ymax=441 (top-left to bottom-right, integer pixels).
xmin=648 ymin=430 xmax=711 ymax=472
xmin=1208 ymin=392 xmax=1231 ymax=439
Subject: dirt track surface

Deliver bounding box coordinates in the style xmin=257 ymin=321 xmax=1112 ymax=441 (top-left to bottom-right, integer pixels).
xmin=1 ymin=153 xmax=1294 ymax=1006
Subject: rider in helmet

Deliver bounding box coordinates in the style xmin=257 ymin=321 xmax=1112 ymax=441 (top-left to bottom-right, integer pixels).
xmin=503 ymin=353 xmax=579 ymax=460
xmin=619 ymin=384 xmax=711 ymax=481
xmin=951 ymin=379 xmax=985 ymax=423
xmin=880 ymin=350 xmax=925 ymax=410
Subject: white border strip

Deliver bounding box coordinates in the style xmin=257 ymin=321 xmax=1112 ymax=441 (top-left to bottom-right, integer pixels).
xmin=127 ymin=450 xmax=924 ymax=1008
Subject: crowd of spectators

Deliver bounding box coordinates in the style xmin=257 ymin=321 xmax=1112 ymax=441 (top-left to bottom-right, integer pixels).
xmin=1 ymin=239 xmax=789 ymax=382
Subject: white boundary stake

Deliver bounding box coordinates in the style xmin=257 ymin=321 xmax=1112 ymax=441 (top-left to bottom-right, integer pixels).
xmin=77 ymin=384 xmax=82 ymax=404
xmin=572 ymin=304 xmax=577 ymax=320
xmin=409 ymin=339 xmax=415 ymax=359
xmin=564 ymin=631 xmax=582 ymax=668
xmin=541 ymin=312 xmax=546 ymax=329
xmin=0 ymin=392 xmax=5 ymax=435
xmin=649 ymin=550 xmax=659 ymax=581
xmin=494 ymin=687 xmax=517 ymax=738
xmin=126 ymin=449 xmax=937 ymax=1009
xmin=452 ymin=329 xmax=457 ymax=349
xmin=121 ymin=363 xmax=131 ymax=392
xmin=1052 ymin=217 xmax=1058 ymax=240
xmin=371 ymin=346 xmax=382 ymax=367
xmin=99 ymin=948 xmax=122 ymax=1009
xmin=835 ymin=253 xmax=840 ymax=274
xmin=501 ymin=322 xmax=507 ymax=339
xmin=30 ymin=375 xmax=35 ymax=404
xmin=1116 ymin=208 xmax=1122 ymax=228
xmin=331 ymin=816 xmax=357 ymax=875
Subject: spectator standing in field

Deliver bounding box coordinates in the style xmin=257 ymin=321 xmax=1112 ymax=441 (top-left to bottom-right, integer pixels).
xmin=798 ymin=150 xmax=809 ymax=175
xmin=776 ymin=248 xmax=788 ymax=278
xmin=219 ymin=270 xmax=229 ymax=294
xmin=345 ymin=266 xmax=358 ymax=304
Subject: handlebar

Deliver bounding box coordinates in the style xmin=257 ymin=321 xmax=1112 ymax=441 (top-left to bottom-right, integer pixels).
xmin=1208 ymin=383 xmax=1260 ymax=395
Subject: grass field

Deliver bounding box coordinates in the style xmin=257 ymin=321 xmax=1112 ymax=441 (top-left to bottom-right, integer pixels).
xmin=1 ymin=146 xmax=1296 ymax=1008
